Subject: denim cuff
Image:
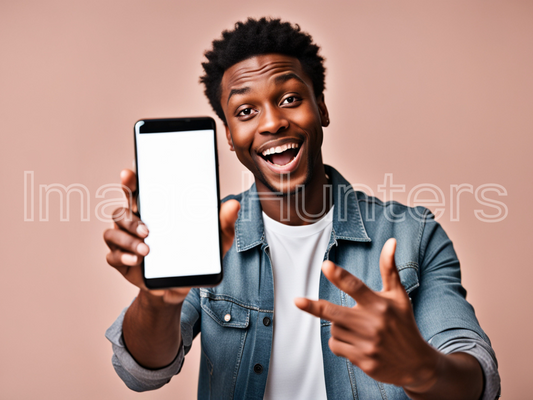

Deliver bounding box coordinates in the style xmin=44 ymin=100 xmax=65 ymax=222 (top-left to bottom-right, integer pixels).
xmin=105 ymin=306 xmax=184 ymax=392
xmin=439 ymin=338 xmax=501 ymax=400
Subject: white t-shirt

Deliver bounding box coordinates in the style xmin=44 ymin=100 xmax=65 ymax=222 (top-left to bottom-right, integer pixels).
xmin=262 ymin=206 xmax=334 ymax=400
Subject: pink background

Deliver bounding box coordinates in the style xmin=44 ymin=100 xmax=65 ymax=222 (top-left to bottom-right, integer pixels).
xmin=1 ymin=1 xmax=531 ymax=398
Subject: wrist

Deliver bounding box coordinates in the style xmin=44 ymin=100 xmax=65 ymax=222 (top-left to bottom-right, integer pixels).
xmin=123 ymin=289 xmax=183 ymax=370
xmin=403 ymin=346 xmax=442 ymax=394
xmin=138 ymin=289 xmax=183 ymax=313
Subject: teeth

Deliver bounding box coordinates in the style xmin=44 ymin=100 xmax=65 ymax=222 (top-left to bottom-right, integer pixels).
xmin=262 ymin=142 xmax=299 ymax=157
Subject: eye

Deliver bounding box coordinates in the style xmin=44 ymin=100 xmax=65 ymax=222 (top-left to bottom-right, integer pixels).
xmin=281 ymin=96 xmax=300 ymax=106
xmin=237 ymin=107 xmax=254 ymax=117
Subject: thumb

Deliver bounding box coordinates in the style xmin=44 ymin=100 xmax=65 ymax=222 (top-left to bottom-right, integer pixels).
xmin=379 ymin=238 xmax=401 ymax=292
xmin=220 ymin=199 xmax=240 ymax=257
xmin=120 ymin=169 xmax=138 ymax=212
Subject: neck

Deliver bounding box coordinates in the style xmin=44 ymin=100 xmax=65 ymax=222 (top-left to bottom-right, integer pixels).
xmin=257 ymin=162 xmax=332 ymax=226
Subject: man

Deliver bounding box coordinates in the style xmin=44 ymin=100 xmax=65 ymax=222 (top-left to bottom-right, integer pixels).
xmin=104 ymin=18 xmax=500 ymax=399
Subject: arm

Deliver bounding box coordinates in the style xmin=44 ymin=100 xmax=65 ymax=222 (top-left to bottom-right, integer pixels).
xmin=104 ymin=169 xmax=240 ymax=385
xmin=403 ymin=351 xmax=483 ymax=399
xmin=412 ymin=211 xmax=500 ymax=399
xmin=105 ymin=303 xmax=186 ymax=392
xmin=295 ymin=239 xmax=490 ymax=400
xmin=122 ymin=290 xmax=184 ymax=369
xmin=105 ymin=288 xmax=203 ymax=392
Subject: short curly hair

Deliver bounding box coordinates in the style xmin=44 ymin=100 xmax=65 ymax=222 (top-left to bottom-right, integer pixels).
xmin=200 ymin=17 xmax=326 ymax=124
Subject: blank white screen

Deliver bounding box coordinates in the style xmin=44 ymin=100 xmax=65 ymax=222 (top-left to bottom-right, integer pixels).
xmin=135 ymin=127 xmax=221 ymax=279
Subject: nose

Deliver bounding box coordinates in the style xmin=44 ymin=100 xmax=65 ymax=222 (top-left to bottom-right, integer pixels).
xmin=258 ymin=104 xmax=289 ymax=135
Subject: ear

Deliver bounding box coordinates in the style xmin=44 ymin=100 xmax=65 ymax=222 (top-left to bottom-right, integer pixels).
xmin=225 ymin=124 xmax=235 ymax=151
xmin=317 ymin=94 xmax=330 ymax=127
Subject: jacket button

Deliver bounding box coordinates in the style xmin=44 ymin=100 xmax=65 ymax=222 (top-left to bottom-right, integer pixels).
xmin=253 ymin=363 xmax=263 ymax=374
xmin=224 ymin=314 xmax=231 ymax=322
xmin=263 ymin=317 xmax=271 ymax=326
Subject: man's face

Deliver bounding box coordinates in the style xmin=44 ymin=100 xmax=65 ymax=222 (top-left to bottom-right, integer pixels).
xmin=220 ymin=54 xmax=329 ymax=195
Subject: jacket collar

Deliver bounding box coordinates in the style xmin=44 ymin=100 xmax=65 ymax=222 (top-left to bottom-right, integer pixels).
xmin=234 ymin=165 xmax=371 ymax=252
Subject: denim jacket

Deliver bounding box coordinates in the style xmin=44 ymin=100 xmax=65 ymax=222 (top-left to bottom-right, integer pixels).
xmin=107 ymin=165 xmax=500 ymax=399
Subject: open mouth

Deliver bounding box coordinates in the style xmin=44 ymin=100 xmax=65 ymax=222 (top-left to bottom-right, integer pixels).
xmin=259 ymin=142 xmax=301 ymax=166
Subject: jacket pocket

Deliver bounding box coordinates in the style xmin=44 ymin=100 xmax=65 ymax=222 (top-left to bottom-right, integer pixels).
xmin=199 ymin=293 xmax=251 ymax=400
xmin=201 ymin=295 xmax=251 ymax=329
xmin=398 ymin=262 xmax=420 ymax=294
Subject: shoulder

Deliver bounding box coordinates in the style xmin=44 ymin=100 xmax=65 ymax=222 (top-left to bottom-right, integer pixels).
xmin=353 ymin=190 xmax=433 ymax=227
xmin=221 ymin=188 xmax=248 ymax=204
xmin=222 ymin=193 xmax=244 ymax=203
xmin=349 ymin=191 xmax=441 ymax=267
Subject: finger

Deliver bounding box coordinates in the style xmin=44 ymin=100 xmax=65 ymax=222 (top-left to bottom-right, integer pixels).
xmin=220 ymin=199 xmax=240 ymax=257
xmin=160 ymin=288 xmax=192 ymax=304
xmin=103 ymin=228 xmax=150 ymax=256
xmin=294 ymin=298 xmax=354 ymax=323
xmin=322 ymin=261 xmax=377 ymax=306
xmin=379 ymin=238 xmax=401 ymax=292
xmin=328 ymin=336 xmax=357 ymax=361
xmin=220 ymin=199 xmax=240 ymax=233
xmin=106 ymin=250 xmax=147 ymax=289
xmin=330 ymin=322 xmax=355 ymax=344
xmin=112 ymin=207 xmax=149 ymax=238
xmin=106 ymin=248 xmax=142 ymax=268
xmin=330 ymin=322 xmax=368 ymax=344
xmin=142 ymin=287 xmax=191 ymax=305
xmin=120 ymin=169 xmax=138 ymax=212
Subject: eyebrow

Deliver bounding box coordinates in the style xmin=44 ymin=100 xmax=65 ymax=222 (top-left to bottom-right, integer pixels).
xmin=226 ymin=73 xmax=306 ymax=105
xmin=227 ymin=87 xmax=250 ymax=105
xmin=273 ymin=72 xmax=306 ymax=86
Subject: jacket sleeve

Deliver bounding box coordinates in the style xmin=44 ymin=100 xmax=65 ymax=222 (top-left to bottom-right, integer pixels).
xmin=413 ymin=211 xmax=501 ymax=399
xmin=105 ymin=288 xmax=202 ymax=392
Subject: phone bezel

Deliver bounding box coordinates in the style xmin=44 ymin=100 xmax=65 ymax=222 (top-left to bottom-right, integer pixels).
xmin=134 ymin=117 xmax=223 ymax=289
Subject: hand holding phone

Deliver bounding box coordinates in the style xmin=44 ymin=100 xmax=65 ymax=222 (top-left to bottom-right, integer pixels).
xmin=104 ymin=168 xmax=240 ymax=302
xmin=135 ymin=117 xmax=230 ymax=289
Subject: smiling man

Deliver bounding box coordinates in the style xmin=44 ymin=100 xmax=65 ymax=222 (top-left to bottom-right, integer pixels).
xmin=220 ymin=53 xmax=332 ymax=225
xmin=104 ymin=18 xmax=500 ymax=399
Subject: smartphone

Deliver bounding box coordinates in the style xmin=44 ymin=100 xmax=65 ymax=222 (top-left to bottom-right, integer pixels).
xmin=134 ymin=117 xmax=223 ymax=289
